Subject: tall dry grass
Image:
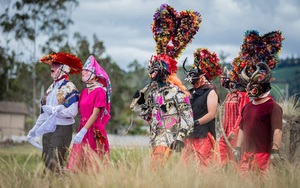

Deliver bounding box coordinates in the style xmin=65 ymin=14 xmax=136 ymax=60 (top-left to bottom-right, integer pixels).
xmin=278 ymin=95 xmax=300 ymax=120
xmin=1 ymin=97 xmax=300 ymax=188
xmin=1 ymin=145 xmax=300 ymax=188
xmin=278 ymin=95 xmax=300 ymax=163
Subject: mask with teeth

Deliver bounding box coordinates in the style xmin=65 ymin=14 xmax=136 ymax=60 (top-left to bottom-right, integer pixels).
xmin=148 ymin=59 xmax=169 ymax=83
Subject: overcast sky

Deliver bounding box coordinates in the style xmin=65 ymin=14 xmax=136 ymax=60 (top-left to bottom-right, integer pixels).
xmin=69 ymin=0 xmax=300 ymax=70
xmin=70 ymin=0 xmax=300 ymax=70
xmin=1 ymin=0 xmax=299 ymax=70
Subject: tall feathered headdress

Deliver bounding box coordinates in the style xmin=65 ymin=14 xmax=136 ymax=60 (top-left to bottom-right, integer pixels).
xmin=152 ymin=4 xmax=201 ymax=60
xmin=239 ymin=30 xmax=284 ymax=85
xmin=230 ymin=55 xmax=246 ymax=87
xmin=150 ymin=4 xmax=201 ymax=90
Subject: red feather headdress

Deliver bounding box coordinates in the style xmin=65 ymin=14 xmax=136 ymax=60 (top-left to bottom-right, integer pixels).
xmin=39 ymin=52 xmax=83 ymax=74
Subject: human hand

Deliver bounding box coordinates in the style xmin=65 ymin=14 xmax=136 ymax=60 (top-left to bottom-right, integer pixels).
xmin=228 ymin=131 xmax=236 ymax=140
xmin=170 ymin=140 xmax=185 ymax=152
xmin=27 ymin=124 xmax=39 ymax=139
xmin=234 ymin=147 xmax=241 ymax=162
xmin=270 ymin=149 xmax=283 ymax=166
xmin=194 ymin=119 xmax=201 ymax=127
xmin=42 ymin=105 xmax=54 ymax=115
xmin=53 ymin=105 xmax=65 ymax=113
xmin=133 ymin=90 xmax=145 ymax=105
xmin=73 ymin=128 xmax=88 ymax=144
xmin=27 ymin=129 xmax=36 ymax=140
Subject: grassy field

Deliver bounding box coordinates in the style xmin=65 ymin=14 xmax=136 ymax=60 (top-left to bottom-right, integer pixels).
xmin=1 ymin=98 xmax=300 ymax=188
xmin=1 ymin=143 xmax=300 ymax=188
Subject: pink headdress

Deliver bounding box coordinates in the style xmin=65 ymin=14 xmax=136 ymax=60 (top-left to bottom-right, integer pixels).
xmin=83 ymin=56 xmax=112 ymax=93
xmin=83 ymin=55 xmax=112 ymax=124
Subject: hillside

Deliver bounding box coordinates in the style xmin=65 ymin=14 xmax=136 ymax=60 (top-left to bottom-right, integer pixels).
xmin=272 ymin=65 xmax=300 ymax=100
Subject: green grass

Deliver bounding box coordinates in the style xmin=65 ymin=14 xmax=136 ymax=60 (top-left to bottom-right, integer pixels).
xmin=0 ymin=144 xmax=41 ymax=172
xmin=1 ymin=97 xmax=300 ymax=188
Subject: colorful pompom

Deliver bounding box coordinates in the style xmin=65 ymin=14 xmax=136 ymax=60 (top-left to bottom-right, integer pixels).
xmin=193 ymin=48 xmax=222 ymax=81
xmin=240 ymin=30 xmax=284 ymax=69
xmin=151 ymin=4 xmax=201 ymax=59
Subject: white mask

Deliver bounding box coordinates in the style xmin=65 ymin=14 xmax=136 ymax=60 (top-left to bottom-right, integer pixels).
xmin=82 ymin=69 xmax=95 ymax=83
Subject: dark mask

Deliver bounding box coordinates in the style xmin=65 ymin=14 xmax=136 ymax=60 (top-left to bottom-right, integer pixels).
xmin=246 ymin=82 xmax=271 ymax=97
xmin=182 ymin=58 xmax=203 ymax=85
xmin=185 ymin=67 xmax=202 ymax=85
xmin=221 ymin=76 xmax=230 ymax=89
xmin=148 ymin=60 xmax=168 ymax=83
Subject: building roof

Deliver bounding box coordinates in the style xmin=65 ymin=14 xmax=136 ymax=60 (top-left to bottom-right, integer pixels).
xmin=0 ymin=101 xmax=29 ymax=115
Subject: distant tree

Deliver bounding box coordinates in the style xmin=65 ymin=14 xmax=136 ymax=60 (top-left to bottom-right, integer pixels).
xmin=0 ymin=0 xmax=79 ymax=121
xmin=0 ymin=47 xmax=20 ymax=100
xmin=219 ymin=50 xmax=230 ymax=64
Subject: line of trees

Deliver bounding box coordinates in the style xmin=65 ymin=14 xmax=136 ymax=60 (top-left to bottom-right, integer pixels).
xmin=1 ymin=1 xmax=299 ymax=135
xmin=0 ymin=0 xmax=150 ymax=134
xmin=277 ymin=56 xmax=300 ymax=68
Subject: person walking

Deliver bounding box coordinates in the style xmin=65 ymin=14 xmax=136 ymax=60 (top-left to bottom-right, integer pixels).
xmin=27 ymin=52 xmax=82 ymax=173
xmin=67 ymin=55 xmax=112 ymax=172
xmin=218 ymin=59 xmax=250 ymax=166
xmin=182 ymin=48 xmax=222 ymax=167
xmin=234 ymin=30 xmax=284 ymax=174
xmin=130 ymin=4 xmax=200 ymax=168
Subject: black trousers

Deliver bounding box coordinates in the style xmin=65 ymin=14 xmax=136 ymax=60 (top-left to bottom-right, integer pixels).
xmin=42 ymin=124 xmax=73 ymax=172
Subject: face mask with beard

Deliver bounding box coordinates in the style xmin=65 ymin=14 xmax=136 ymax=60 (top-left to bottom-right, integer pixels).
xmin=148 ymin=61 xmax=168 ymax=83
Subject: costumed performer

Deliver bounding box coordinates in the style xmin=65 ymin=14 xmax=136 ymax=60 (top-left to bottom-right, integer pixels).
xmin=182 ymin=48 xmax=222 ymax=167
xmin=218 ymin=57 xmax=250 ymax=166
xmin=130 ymin=4 xmax=200 ymax=168
xmin=27 ymin=52 xmax=82 ymax=173
xmin=67 ymin=55 xmax=111 ymax=172
xmin=234 ymin=30 xmax=284 ymax=174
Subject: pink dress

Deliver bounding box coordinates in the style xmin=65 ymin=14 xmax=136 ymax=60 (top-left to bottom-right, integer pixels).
xmin=67 ymin=87 xmax=110 ymax=171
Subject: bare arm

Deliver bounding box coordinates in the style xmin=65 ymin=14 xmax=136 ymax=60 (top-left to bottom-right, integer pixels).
xmin=198 ymin=90 xmax=218 ymax=125
xmin=236 ymin=129 xmax=244 ymax=148
xmin=272 ymin=129 xmax=282 ymax=149
xmin=82 ymin=108 xmax=101 ymax=130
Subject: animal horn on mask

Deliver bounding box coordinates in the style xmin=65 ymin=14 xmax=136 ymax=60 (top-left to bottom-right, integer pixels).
xmin=250 ymin=62 xmax=272 ymax=84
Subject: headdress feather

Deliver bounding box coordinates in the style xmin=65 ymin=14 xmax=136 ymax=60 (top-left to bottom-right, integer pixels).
xmin=193 ymin=48 xmax=222 ymax=81
xmin=40 ymin=52 xmax=83 ymax=74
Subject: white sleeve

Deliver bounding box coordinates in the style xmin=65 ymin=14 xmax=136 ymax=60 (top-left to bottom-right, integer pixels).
xmin=56 ymin=102 xmax=78 ymax=118
xmin=34 ymin=113 xmax=47 ymax=127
